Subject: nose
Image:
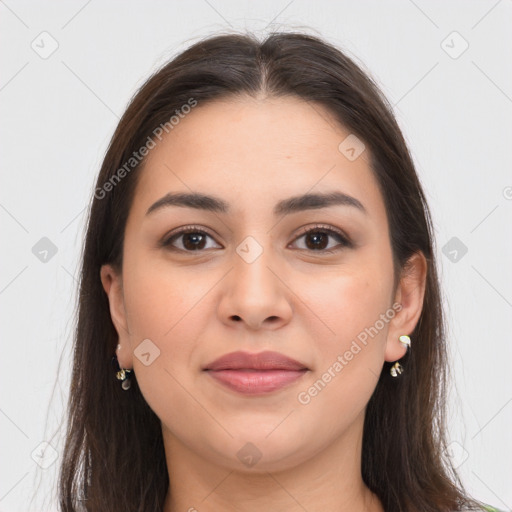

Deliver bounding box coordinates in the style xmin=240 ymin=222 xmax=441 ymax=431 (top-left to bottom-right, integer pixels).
xmin=217 ymin=241 xmax=293 ymax=331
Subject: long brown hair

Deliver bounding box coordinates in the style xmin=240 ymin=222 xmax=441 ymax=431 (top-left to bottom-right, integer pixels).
xmin=58 ymin=31 xmax=486 ymax=511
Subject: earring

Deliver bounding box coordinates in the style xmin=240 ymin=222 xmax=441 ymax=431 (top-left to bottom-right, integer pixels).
xmin=390 ymin=335 xmax=411 ymax=377
xmin=111 ymin=354 xmax=133 ymax=390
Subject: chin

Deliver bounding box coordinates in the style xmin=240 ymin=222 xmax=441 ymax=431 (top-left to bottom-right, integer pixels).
xmin=204 ymin=428 xmax=316 ymax=474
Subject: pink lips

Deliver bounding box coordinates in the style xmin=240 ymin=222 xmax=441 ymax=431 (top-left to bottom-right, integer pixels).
xmin=202 ymin=350 xmax=309 ymax=395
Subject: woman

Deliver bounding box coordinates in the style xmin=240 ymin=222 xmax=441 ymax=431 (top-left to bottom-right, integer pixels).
xmin=58 ymin=31 xmax=503 ymax=511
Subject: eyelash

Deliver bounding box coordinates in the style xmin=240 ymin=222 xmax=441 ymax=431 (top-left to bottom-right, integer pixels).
xmin=161 ymin=223 xmax=352 ymax=255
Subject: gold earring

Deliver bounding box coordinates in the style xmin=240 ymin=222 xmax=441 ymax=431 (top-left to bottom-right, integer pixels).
xmin=111 ymin=354 xmax=133 ymax=390
xmin=390 ymin=361 xmax=403 ymax=377
xmin=399 ymin=335 xmax=411 ymax=348
xmin=390 ymin=335 xmax=411 ymax=377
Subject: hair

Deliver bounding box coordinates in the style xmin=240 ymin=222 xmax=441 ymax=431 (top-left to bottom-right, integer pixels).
xmin=58 ymin=30 xmax=487 ymax=512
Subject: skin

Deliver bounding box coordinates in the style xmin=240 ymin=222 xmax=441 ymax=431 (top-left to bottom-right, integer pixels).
xmin=101 ymin=95 xmax=427 ymax=512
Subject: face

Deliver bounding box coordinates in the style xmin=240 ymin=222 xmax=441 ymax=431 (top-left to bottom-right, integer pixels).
xmin=101 ymin=95 xmax=425 ymax=474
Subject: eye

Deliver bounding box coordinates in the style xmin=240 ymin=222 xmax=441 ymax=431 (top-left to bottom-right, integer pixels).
xmin=290 ymin=224 xmax=352 ymax=254
xmin=161 ymin=225 xmax=220 ymax=252
xmin=161 ymin=224 xmax=352 ymax=254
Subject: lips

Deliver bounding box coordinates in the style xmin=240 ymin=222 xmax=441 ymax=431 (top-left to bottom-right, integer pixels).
xmin=202 ymin=351 xmax=309 ymax=395
xmin=202 ymin=350 xmax=308 ymax=371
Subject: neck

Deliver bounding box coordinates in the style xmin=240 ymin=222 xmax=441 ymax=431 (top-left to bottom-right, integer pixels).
xmin=161 ymin=411 xmax=384 ymax=512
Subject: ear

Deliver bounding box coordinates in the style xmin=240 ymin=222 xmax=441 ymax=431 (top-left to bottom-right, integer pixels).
xmin=385 ymin=251 xmax=428 ymax=362
xmin=100 ymin=263 xmax=132 ymax=368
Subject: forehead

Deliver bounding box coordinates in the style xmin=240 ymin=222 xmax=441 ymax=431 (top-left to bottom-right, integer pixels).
xmin=131 ymin=96 xmax=386 ymax=222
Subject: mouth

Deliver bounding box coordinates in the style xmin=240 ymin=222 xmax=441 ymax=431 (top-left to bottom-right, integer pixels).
xmin=204 ymin=368 xmax=309 ymax=395
xmin=202 ymin=350 xmax=309 ymax=395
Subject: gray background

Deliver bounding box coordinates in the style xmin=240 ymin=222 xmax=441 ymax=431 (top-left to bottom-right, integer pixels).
xmin=0 ymin=1 xmax=511 ymax=510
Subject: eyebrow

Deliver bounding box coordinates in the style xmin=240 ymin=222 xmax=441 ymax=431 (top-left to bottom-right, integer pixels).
xmin=146 ymin=191 xmax=367 ymax=217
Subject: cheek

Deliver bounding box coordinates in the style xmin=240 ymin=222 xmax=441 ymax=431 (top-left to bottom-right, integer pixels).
xmin=122 ymin=252 xmax=199 ymax=340
xmin=120 ymin=255 xmax=207 ymax=421
xmin=120 ymin=254 xmax=203 ymax=406
xmin=293 ymin=268 xmax=393 ymax=430
xmin=310 ymin=265 xmax=393 ymax=346
xmin=303 ymin=255 xmax=394 ymax=408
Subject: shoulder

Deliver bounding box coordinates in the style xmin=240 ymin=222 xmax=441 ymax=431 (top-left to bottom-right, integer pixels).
xmin=459 ymin=505 xmax=506 ymax=512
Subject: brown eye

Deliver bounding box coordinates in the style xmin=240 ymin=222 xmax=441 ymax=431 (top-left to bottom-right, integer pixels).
xmin=161 ymin=226 xmax=220 ymax=252
xmin=161 ymin=224 xmax=352 ymax=255
xmin=291 ymin=225 xmax=352 ymax=254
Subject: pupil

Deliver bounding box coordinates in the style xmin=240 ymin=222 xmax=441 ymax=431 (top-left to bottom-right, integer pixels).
xmin=306 ymin=232 xmax=327 ymax=250
xmin=184 ymin=233 xmax=206 ymax=250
